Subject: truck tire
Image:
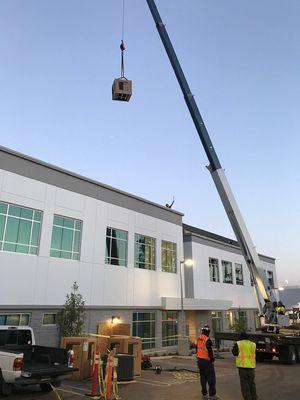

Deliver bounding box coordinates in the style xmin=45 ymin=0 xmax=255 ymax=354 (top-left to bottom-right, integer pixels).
xmin=0 ymin=372 xmax=12 ymax=397
xmin=40 ymin=383 xmax=52 ymax=392
xmin=278 ymin=345 xmax=297 ymax=365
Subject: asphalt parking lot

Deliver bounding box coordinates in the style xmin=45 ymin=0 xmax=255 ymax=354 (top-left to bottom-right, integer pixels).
xmin=6 ymin=354 xmax=300 ymax=400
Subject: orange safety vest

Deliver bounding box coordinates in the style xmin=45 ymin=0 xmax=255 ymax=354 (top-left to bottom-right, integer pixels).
xmin=197 ymin=334 xmax=210 ymax=360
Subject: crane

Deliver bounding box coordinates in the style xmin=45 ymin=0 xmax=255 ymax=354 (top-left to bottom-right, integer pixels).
xmin=146 ymin=0 xmax=269 ymax=314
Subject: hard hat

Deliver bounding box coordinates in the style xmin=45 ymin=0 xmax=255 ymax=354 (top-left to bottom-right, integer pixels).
xmin=202 ymin=324 xmax=210 ymax=331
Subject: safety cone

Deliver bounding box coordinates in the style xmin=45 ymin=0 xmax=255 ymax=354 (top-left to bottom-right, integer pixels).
xmin=105 ymin=351 xmax=114 ymax=400
xmin=85 ymin=345 xmax=101 ymax=399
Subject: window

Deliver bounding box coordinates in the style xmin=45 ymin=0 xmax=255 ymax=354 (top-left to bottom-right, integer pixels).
xmin=42 ymin=313 xmax=57 ymax=325
xmin=132 ymin=312 xmax=155 ymax=349
xmin=267 ymin=271 xmax=274 ymax=289
xmin=162 ymin=311 xmax=178 ymax=346
xmin=222 ymin=261 xmax=233 ymax=284
xmin=254 ymin=311 xmax=261 ymax=329
xmin=238 ymin=310 xmax=248 ymax=330
xmin=0 ymin=313 xmax=30 ymax=326
xmin=105 ymin=227 xmax=128 ymax=266
xmin=235 ymin=263 xmax=244 ymax=285
xmin=211 ymin=311 xmax=223 ymax=333
xmin=209 ymin=258 xmax=219 ymax=282
xmin=225 ymin=311 xmax=236 ymax=331
xmin=0 ymin=201 xmax=42 ymax=255
xmin=50 ymin=215 xmax=82 ymax=260
xmin=0 ymin=329 xmax=32 ymax=346
xmin=161 ymin=241 xmax=177 ymax=273
xmin=134 ymin=234 xmax=156 ymax=270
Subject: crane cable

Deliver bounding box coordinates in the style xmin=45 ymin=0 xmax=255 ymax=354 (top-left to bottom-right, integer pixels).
xmin=120 ymin=0 xmax=126 ymax=78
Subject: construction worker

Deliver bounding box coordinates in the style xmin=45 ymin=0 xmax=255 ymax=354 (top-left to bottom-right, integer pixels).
xmin=196 ymin=324 xmax=220 ymax=400
xmin=276 ymin=301 xmax=285 ymax=315
xmin=232 ymin=332 xmax=257 ymax=400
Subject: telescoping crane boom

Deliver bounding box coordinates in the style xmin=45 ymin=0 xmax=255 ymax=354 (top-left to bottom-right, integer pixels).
xmin=146 ymin=0 xmax=269 ymax=313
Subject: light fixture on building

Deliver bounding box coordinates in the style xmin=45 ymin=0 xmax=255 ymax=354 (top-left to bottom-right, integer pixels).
xmin=111 ymin=316 xmax=120 ymax=324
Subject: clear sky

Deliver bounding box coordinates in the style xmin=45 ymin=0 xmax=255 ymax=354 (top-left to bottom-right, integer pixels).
xmin=1 ymin=1 xmax=299 ymax=285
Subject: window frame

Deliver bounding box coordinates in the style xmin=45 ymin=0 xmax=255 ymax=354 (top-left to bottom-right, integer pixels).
xmin=0 ymin=201 xmax=42 ymax=256
xmin=222 ymin=260 xmax=233 ymax=284
xmin=132 ymin=312 xmax=156 ymax=350
xmin=42 ymin=313 xmax=57 ymax=326
xmin=105 ymin=227 xmax=128 ymax=267
xmin=50 ymin=214 xmax=82 ymax=260
xmin=134 ymin=233 xmax=156 ymax=271
xmin=0 ymin=313 xmax=31 ymax=326
xmin=235 ymin=263 xmax=244 ymax=285
xmin=209 ymin=257 xmax=219 ymax=282
xmin=267 ymin=270 xmax=274 ymax=289
xmin=162 ymin=311 xmax=178 ymax=347
xmin=161 ymin=240 xmax=177 ymax=273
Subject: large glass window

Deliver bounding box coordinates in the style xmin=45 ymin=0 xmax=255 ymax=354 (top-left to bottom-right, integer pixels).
xmin=225 ymin=311 xmax=236 ymax=331
xmin=222 ymin=261 xmax=233 ymax=284
xmin=132 ymin=312 xmax=155 ymax=349
xmin=211 ymin=311 xmax=223 ymax=333
xmin=0 ymin=201 xmax=42 ymax=255
xmin=161 ymin=241 xmax=177 ymax=273
xmin=162 ymin=311 xmax=178 ymax=346
xmin=209 ymin=258 xmax=219 ymax=282
xmin=50 ymin=215 xmax=82 ymax=260
xmin=267 ymin=271 xmax=274 ymax=289
xmin=42 ymin=313 xmax=57 ymax=325
xmin=235 ymin=263 xmax=244 ymax=285
xmin=0 ymin=313 xmax=30 ymax=326
xmin=134 ymin=234 xmax=156 ymax=270
xmin=105 ymin=227 xmax=128 ymax=267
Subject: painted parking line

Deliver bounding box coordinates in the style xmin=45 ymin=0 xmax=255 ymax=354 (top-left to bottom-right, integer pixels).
xmin=136 ymin=378 xmax=171 ymax=387
xmin=57 ymin=387 xmax=86 ymax=397
xmin=62 ymin=384 xmax=88 ymax=392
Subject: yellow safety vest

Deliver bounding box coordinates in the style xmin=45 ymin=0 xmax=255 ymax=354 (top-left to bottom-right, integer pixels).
xmin=236 ymin=340 xmax=256 ymax=369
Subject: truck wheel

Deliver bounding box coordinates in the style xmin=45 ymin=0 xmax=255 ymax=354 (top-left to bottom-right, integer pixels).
xmin=40 ymin=383 xmax=52 ymax=392
xmin=279 ymin=345 xmax=297 ymax=365
xmin=0 ymin=373 xmax=12 ymax=397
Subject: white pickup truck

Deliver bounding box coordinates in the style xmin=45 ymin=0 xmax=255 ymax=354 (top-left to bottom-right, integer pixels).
xmin=0 ymin=326 xmax=75 ymax=396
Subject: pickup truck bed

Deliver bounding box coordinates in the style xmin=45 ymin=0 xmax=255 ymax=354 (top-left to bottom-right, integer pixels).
xmin=1 ymin=344 xmax=73 ymax=383
xmin=0 ymin=328 xmax=76 ymax=395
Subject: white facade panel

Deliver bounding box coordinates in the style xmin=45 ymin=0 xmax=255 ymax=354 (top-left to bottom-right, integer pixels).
xmin=0 ymin=169 xmax=183 ymax=308
xmin=185 ymin=239 xmax=277 ymax=310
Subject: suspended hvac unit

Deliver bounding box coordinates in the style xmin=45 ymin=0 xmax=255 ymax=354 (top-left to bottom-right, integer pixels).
xmin=112 ymin=77 xmax=132 ymax=102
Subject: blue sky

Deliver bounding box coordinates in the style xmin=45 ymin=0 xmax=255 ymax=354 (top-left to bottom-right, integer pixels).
xmin=1 ymin=0 xmax=299 ymax=285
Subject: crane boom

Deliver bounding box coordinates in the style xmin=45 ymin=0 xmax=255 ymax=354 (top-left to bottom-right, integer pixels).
xmin=146 ymin=0 xmax=269 ymax=312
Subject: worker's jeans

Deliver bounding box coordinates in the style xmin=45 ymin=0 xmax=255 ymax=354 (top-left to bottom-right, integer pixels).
xmin=197 ymin=358 xmax=216 ymax=397
xmin=238 ymin=368 xmax=257 ymax=400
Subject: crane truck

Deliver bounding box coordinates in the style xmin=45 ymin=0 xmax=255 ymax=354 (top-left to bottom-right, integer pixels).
xmin=146 ymin=0 xmax=300 ymax=364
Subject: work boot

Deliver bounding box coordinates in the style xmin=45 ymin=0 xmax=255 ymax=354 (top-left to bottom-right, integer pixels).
xmin=202 ymin=396 xmax=209 ymax=400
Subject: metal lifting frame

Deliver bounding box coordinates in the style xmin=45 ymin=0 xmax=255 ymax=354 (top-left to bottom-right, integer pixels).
xmin=146 ymin=0 xmax=269 ymax=313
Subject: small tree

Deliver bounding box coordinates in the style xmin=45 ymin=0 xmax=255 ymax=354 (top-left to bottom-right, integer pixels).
xmin=57 ymin=282 xmax=86 ymax=337
xmin=229 ymin=308 xmax=248 ymax=333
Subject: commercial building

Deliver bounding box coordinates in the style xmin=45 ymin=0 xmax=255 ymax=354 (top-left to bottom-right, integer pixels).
xmin=0 ymin=146 xmax=277 ymax=351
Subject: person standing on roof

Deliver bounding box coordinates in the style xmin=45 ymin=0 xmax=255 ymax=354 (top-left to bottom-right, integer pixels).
xmin=232 ymin=332 xmax=257 ymax=400
xmin=196 ymin=324 xmax=220 ymax=400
